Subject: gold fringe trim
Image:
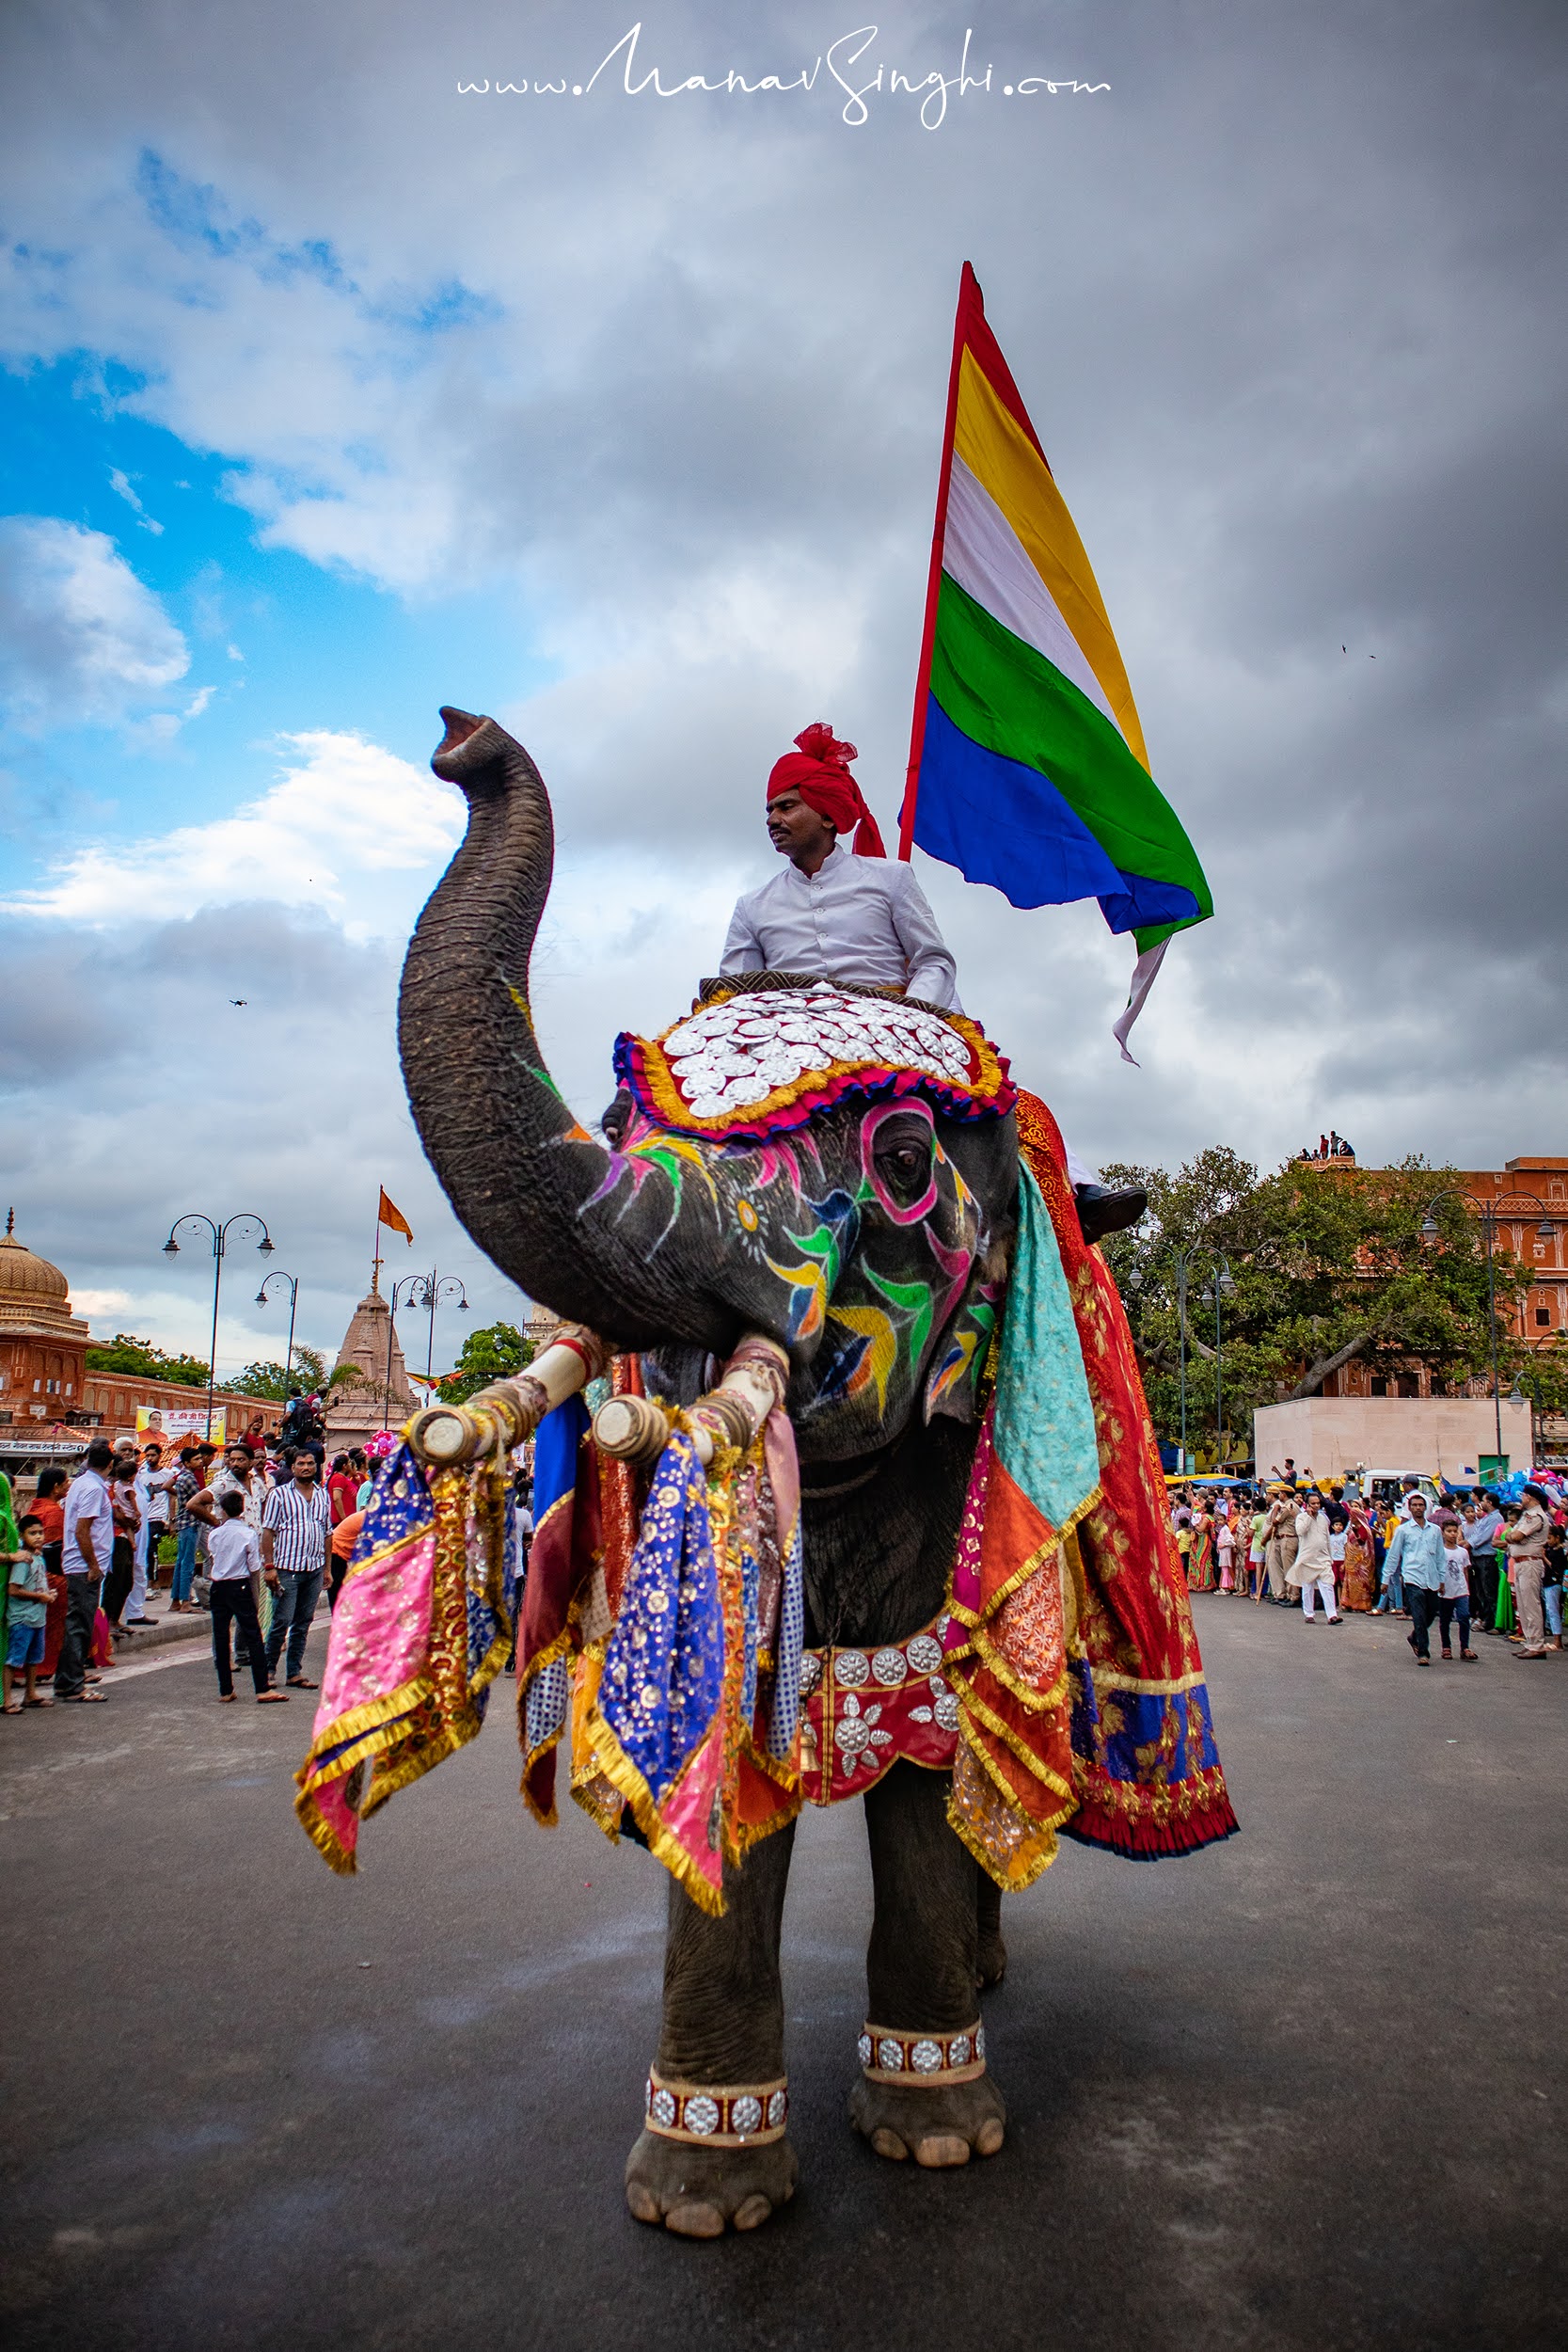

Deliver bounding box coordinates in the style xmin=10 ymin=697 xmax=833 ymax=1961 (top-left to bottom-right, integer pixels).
xmin=579 ymin=1713 xmax=728 ymax=1917
xmin=1086 ymin=1664 xmax=1213 ymax=1698
xmin=293 ymin=1786 xmax=358 ymax=1876
xmin=362 ymin=1711 xmax=476 ymax=1816
xmin=342 ymin=1512 xmax=436 ymax=1585
xmin=953 ymin=1627 xmax=1074 ymax=1717
xmin=294 ymin=1670 xmax=434 ymax=1792
xmin=944 ymin=1780 xmax=1061 ymax=1892
xmin=976 ymin=1478 xmax=1101 ymax=1618
xmin=954 ymin=1683 xmax=1076 ymax=1808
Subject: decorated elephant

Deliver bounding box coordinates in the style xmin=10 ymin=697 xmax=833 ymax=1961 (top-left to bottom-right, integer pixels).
xmin=298 ymin=707 xmax=1235 ymax=2240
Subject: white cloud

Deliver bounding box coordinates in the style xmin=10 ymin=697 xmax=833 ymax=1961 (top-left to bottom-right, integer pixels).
xmin=71 ymin=1287 xmax=133 ymax=1319
xmin=108 ymin=467 xmax=164 ymax=533
xmin=4 ymin=728 xmax=462 ymax=937
xmin=0 ymin=517 xmax=189 ymax=728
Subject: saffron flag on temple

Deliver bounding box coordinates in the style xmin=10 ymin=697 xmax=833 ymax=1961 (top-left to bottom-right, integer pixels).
xmin=898 ymin=263 xmax=1212 ymax=1058
xmin=377 ymin=1187 xmax=414 ymax=1245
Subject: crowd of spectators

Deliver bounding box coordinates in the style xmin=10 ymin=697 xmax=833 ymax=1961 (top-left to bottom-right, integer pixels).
xmin=1 ymin=1409 xmax=376 ymax=1714
xmin=1170 ymin=1470 xmax=1567 ymax=1666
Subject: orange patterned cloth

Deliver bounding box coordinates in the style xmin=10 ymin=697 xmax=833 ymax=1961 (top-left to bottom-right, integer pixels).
xmin=1014 ymin=1091 xmax=1238 ymax=1860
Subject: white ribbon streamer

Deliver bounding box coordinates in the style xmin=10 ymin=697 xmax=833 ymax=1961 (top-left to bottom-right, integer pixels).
xmin=1111 ymin=939 xmax=1169 ymax=1066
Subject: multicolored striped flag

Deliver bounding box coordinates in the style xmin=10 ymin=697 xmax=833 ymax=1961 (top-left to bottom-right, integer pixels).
xmin=899 ymin=264 xmax=1212 ymax=1058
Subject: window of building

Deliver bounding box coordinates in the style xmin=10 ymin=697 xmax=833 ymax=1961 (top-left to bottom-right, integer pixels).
xmin=1536 ymin=1308 xmax=1551 ymax=1327
xmin=1370 ymin=1377 xmax=1387 ymax=1397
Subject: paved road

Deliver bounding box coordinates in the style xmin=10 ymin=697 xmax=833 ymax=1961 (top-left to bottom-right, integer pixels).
xmin=2 ymin=1600 xmax=1563 ymax=2350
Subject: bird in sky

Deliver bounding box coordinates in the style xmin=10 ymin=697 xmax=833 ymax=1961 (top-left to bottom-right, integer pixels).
xmin=230 ymin=998 xmax=247 ymax=1006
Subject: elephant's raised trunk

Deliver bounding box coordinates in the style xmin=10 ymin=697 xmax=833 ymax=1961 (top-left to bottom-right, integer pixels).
xmin=398 ymin=707 xmax=726 ymax=1350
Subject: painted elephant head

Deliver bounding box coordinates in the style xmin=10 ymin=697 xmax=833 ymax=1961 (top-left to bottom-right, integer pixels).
xmin=399 ymin=710 xmax=1019 ymax=1464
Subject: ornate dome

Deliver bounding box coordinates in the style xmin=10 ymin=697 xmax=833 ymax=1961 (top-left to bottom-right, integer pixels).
xmin=0 ymin=1212 xmax=71 ymax=1305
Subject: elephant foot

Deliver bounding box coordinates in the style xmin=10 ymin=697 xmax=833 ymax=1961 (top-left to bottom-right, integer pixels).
xmin=624 ymin=2128 xmax=799 ymax=2237
xmin=975 ymin=1928 xmax=1007 ymax=1991
xmin=848 ymin=2072 xmax=1006 ymax=2169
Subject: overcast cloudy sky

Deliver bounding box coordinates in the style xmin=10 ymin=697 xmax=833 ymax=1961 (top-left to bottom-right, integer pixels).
xmin=1 ymin=0 xmax=1562 ymax=1380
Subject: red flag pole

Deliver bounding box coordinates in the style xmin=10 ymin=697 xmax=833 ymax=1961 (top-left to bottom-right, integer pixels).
xmin=898 ymin=262 xmax=979 ymax=860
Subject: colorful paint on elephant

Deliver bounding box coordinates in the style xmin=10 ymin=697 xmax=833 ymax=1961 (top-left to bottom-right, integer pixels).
xmin=594 ymin=1019 xmax=1006 ymax=1454
xmin=491 ymin=1103 xmax=1234 ymax=1907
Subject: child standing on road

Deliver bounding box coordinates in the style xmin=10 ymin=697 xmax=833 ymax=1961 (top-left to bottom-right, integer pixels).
xmin=208 ymin=1489 xmax=289 ymax=1706
xmin=1438 ymin=1518 xmax=1477 ymax=1661
xmin=5 ymin=1517 xmax=55 ymax=1713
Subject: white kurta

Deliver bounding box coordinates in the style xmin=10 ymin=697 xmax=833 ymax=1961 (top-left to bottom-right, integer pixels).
xmin=720 ymin=844 xmax=1097 ymax=1192
xmin=721 ymin=846 xmax=959 ymax=1009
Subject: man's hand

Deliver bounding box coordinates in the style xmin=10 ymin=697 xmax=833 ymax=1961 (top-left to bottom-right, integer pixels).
xmin=265 ymin=1570 xmax=280 ymax=1592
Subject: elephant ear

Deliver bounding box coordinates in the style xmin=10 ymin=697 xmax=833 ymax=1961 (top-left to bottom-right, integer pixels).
xmin=924 ymin=1264 xmax=1005 ymax=1425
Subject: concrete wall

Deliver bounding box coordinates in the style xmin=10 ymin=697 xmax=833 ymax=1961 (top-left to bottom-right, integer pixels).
xmin=1253 ymin=1396 xmax=1531 ymax=1481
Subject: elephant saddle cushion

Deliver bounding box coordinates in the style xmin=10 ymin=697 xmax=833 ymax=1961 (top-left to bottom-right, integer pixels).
xmin=613 ymin=982 xmax=1016 ymax=1144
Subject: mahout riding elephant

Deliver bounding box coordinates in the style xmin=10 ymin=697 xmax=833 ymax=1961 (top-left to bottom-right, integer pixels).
xmin=394 ymin=707 xmax=1234 ymax=2238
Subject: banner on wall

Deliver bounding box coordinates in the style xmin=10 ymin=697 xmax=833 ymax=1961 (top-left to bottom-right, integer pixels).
xmin=136 ymin=1404 xmax=227 ymax=1446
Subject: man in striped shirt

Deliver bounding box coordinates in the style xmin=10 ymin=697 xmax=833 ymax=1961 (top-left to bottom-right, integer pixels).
xmin=261 ymin=1449 xmax=332 ymax=1688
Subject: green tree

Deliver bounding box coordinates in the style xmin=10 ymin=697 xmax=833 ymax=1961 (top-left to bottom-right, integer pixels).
xmin=230 ymin=1346 xmax=329 ymax=1401
xmin=1517 ymin=1333 xmax=1568 ymax=1426
xmin=84 ymin=1333 xmax=212 ymax=1388
xmin=442 ymin=1320 xmax=535 ymax=1404
xmin=1099 ymin=1150 xmax=1506 ymax=1456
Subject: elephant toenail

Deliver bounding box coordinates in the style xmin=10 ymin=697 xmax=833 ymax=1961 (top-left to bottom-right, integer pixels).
xmin=626 ymin=2181 xmax=662 ymax=2225
xmin=974 ymin=2117 xmax=1006 ymax=2156
xmin=913 ymin=2134 xmax=972 ymax=2169
xmin=733 ymin=2194 xmax=773 ymax=2231
xmin=870 ymin=2126 xmax=911 ymax=2160
xmin=665 ymin=2201 xmax=726 ymax=2238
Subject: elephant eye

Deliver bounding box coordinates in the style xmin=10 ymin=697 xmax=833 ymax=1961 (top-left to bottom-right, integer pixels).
xmin=874 ymin=1132 xmax=935 ymax=1204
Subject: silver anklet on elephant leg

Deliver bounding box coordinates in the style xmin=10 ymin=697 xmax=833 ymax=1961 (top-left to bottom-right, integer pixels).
xmin=644 ymin=2069 xmax=789 ymax=2145
xmin=858 ymin=2024 xmax=986 ymax=2084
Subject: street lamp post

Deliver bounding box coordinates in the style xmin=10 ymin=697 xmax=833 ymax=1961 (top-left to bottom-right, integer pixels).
xmin=1199 ymin=1258 xmax=1237 ymax=1466
xmin=162 ymin=1212 xmax=275 ymax=1439
xmin=255 ymin=1270 xmax=301 ymax=1399
xmin=1169 ymin=1244 xmax=1234 ymax=1471
xmin=384 ymin=1271 xmax=469 ymax=1431
xmin=1135 ymin=1240 xmax=1234 ymax=1473
xmin=1421 ymin=1189 xmax=1559 ymax=1463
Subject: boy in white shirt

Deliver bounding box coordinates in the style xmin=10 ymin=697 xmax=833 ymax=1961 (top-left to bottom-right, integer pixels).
xmin=207 ymin=1489 xmax=289 ymax=1706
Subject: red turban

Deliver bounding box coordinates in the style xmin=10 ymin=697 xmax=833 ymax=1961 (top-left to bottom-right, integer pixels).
xmin=766 ymin=723 xmax=886 ymax=857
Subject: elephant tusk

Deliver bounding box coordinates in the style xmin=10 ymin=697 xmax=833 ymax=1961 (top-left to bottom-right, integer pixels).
xmin=593 ymin=1334 xmax=788 ymax=1470
xmin=407 ymin=1325 xmax=610 ymax=1465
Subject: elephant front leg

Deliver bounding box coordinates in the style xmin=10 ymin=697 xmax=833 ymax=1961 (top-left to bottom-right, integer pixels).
xmin=848 ymin=1760 xmax=1007 ymax=2169
xmin=625 ymin=1820 xmax=799 ymax=2237
xmin=976 ymin=1870 xmax=1007 ymax=1989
